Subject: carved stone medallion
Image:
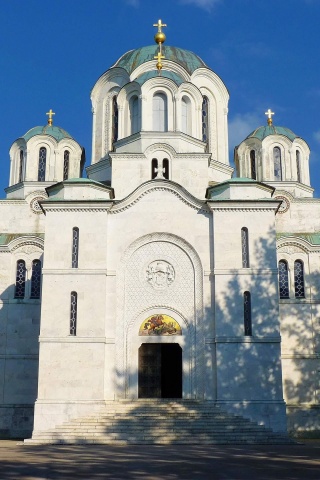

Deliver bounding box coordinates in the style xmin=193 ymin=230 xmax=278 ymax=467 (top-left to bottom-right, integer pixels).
xmin=146 ymin=260 xmax=175 ymax=290
xmin=275 ymin=196 xmax=290 ymax=214
xmin=30 ymin=196 xmax=46 ymax=214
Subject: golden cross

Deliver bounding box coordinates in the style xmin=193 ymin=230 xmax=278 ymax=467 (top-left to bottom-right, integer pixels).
xmin=46 ymin=109 xmax=55 ymax=126
xmin=265 ymin=108 xmax=275 ymax=125
xmin=154 ymin=51 xmax=165 ymax=72
xmin=153 ymin=19 xmax=167 ymax=33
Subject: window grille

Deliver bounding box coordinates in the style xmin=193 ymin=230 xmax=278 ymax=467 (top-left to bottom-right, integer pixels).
xmin=111 ymin=96 xmax=118 ymax=149
xmin=72 ymin=228 xmax=79 ymax=268
xmin=294 ymin=260 xmax=305 ymax=298
xmin=19 ymin=150 xmax=24 ymax=183
xmin=250 ymin=150 xmax=256 ymax=180
xmin=30 ymin=260 xmax=42 ymax=299
xmin=70 ymin=291 xmax=77 ymax=335
xmin=278 ymin=260 xmax=289 ymax=299
xmin=38 ymin=147 xmax=47 ymax=181
xmin=273 ymin=147 xmax=282 ymax=181
xmin=296 ymin=150 xmax=301 ymax=183
xmin=202 ymin=96 xmax=208 ymax=144
xmin=241 ymin=227 xmax=250 ymax=268
xmin=63 ymin=150 xmax=70 ymax=180
xmin=243 ymin=291 xmax=252 ymax=336
xmin=15 ymin=260 xmax=26 ymax=298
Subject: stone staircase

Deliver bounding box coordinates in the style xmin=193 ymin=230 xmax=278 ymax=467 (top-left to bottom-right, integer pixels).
xmin=25 ymin=400 xmax=294 ymax=445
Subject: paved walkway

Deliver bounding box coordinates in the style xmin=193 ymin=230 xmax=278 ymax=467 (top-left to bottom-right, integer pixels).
xmin=0 ymin=440 xmax=319 ymax=479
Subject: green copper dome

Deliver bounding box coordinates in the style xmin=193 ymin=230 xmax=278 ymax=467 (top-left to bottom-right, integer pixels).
xmin=113 ymin=45 xmax=208 ymax=75
xmin=22 ymin=125 xmax=73 ymax=142
xmin=246 ymin=125 xmax=298 ymax=142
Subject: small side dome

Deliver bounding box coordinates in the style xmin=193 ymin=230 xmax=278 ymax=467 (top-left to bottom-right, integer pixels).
xmin=113 ymin=45 xmax=208 ymax=75
xmin=246 ymin=125 xmax=298 ymax=142
xmin=22 ymin=125 xmax=73 ymax=142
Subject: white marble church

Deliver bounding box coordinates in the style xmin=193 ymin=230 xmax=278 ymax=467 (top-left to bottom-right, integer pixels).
xmin=0 ymin=21 xmax=319 ymax=440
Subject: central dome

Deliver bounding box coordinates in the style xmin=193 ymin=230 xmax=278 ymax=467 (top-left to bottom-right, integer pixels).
xmin=113 ymin=45 xmax=208 ymax=75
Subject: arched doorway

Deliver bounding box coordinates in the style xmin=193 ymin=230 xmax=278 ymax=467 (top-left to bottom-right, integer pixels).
xmin=138 ymin=343 xmax=182 ymax=398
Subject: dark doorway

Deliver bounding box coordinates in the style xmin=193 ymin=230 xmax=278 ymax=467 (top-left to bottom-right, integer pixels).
xmin=138 ymin=343 xmax=182 ymax=398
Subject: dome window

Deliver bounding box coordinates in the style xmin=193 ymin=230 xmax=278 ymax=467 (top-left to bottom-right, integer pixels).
xmin=181 ymin=96 xmax=191 ymax=135
xmin=18 ymin=150 xmax=24 ymax=183
xmin=273 ymin=147 xmax=282 ymax=181
xmin=202 ymin=96 xmax=208 ymax=144
xmin=153 ymin=93 xmax=168 ymax=132
xmin=63 ymin=150 xmax=70 ymax=180
xmin=250 ymin=150 xmax=256 ymax=180
xmin=38 ymin=147 xmax=47 ymax=182
xmin=130 ymin=96 xmax=140 ymax=135
xmin=296 ymin=150 xmax=302 ymax=183
xmin=111 ymin=96 xmax=119 ymax=149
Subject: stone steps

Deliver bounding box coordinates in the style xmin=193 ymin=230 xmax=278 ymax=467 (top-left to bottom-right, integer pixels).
xmin=25 ymin=400 xmax=294 ymax=445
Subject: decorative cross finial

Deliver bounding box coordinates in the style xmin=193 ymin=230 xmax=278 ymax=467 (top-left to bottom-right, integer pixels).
xmin=153 ymin=19 xmax=167 ymax=34
xmin=265 ymin=108 xmax=275 ymax=126
xmin=154 ymin=51 xmax=165 ymax=73
xmin=46 ymin=109 xmax=55 ymax=126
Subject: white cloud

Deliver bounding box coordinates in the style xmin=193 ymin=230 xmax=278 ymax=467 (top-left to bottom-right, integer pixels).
xmin=179 ymin=0 xmax=221 ymax=12
xmin=228 ymin=112 xmax=261 ymax=152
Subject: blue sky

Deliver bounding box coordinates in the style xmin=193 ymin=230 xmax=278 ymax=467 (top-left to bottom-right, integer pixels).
xmin=1 ymin=0 xmax=319 ymax=196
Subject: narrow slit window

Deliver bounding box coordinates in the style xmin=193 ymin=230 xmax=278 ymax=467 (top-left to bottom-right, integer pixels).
xmin=202 ymin=96 xmax=208 ymax=144
xmin=181 ymin=96 xmax=191 ymax=135
xmin=244 ymin=291 xmax=252 ymax=336
xmin=153 ymin=93 xmax=168 ymax=132
xmin=70 ymin=291 xmax=78 ymax=336
xmin=63 ymin=150 xmax=70 ymax=180
xmin=241 ymin=227 xmax=250 ymax=268
xmin=273 ymin=147 xmax=282 ymax=181
xmin=151 ymin=158 xmax=158 ymax=179
xmin=130 ymin=95 xmax=139 ymax=134
xmin=294 ymin=260 xmax=305 ymax=298
xmin=15 ymin=260 xmax=26 ymax=299
xmin=72 ymin=227 xmax=79 ymax=268
xmin=278 ymin=260 xmax=289 ymax=299
xmin=30 ymin=260 xmax=42 ymax=299
xmin=162 ymin=159 xmax=169 ymax=179
xmin=296 ymin=150 xmax=301 ymax=183
xmin=38 ymin=147 xmax=47 ymax=181
xmin=250 ymin=150 xmax=256 ymax=180
xmin=19 ymin=150 xmax=24 ymax=183
xmin=111 ymin=96 xmax=118 ymax=149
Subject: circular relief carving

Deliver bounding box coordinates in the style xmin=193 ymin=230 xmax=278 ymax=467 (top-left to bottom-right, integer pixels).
xmin=275 ymin=196 xmax=290 ymax=214
xmin=30 ymin=196 xmax=46 ymax=214
xmin=146 ymin=260 xmax=175 ymax=290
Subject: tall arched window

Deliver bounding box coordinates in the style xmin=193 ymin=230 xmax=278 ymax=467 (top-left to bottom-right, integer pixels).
xmin=294 ymin=260 xmax=305 ymax=298
xmin=250 ymin=150 xmax=256 ymax=180
xmin=72 ymin=227 xmax=79 ymax=268
xmin=153 ymin=93 xmax=168 ymax=132
xmin=243 ymin=291 xmax=252 ymax=336
xmin=296 ymin=150 xmax=301 ymax=183
xmin=273 ymin=147 xmax=282 ymax=181
xmin=181 ymin=96 xmax=191 ymax=135
xmin=163 ymin=158 xmax=169 ymax=180
xmin=19 ymin=150 xmax=24 ymax=183
xmin=63 ymin=150 xmax=70 ymax=180
xmin=111 ymin=96 xmax=118 ymax=149
xmin=38 ymin=147 xmax=47 ymax=181
xmin=202 ymin=96 xmax=209 ymax=144
xmin=15 ymin=260 xmax=26 ymax=299
xmin=278 ymin=260 xmax=289 ymax=298
xmin=241 ymin=227 xmax=249 ymax=268
xmin=70 ymin=291 xmax=78 ymax=336
xmin=30 ymin=260 xmax=42 ymax=299
xmin=151 ymin=158 xmax=158 ymax=179
xmin=130 ymin=95 xmax=139 ymax=134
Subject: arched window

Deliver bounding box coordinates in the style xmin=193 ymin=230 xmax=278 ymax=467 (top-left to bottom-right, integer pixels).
xmin=241 ymin=227 xmax=249 ymax=268
xmin=153 ymin=93 xmax=168 ymax=132
xmin=181 ymin=96 xmax=191 ymax=135
xmin=243 ymin=291 xmax=252 ymax=336
xmin=202 ymin=96 xmax=209 ymax=144
xmin=163 ymin=158 xmax=169 ymax=180
xmin=296 ymin=150 xmax=301 ymax=183
xmin=19 ymin=150 xmax=24 ymax=183
xmin=111 ymin=96 xmax=118 ymax=149
xmin=294 ymin=260 xmax=305 ymax=298
xmin=72 ymin=227 xmax=79 ymax=268
xmin=70 ymin=291 xmax=78 ymax=336
xmin=151 ymin=158 xmax=158 ymax=179
xmin=63 ymin=150 xmax=70 ymax=180
xmin=273 ymin=147 xmax=282 ymax=181
xmin=130 ymin=96 xmax=139 ymax=134
xmin=15 ymin=260 xmax=26 ymax=299
xmin=278 ymin=260 xmax=289 ymax=299
xmin=250 ymin=150 xmax=256 ymax=180
xmin=30 ymin=260 xmax=42 ymax=299
xmin=38 ymin=147 xmax=47 ymax=181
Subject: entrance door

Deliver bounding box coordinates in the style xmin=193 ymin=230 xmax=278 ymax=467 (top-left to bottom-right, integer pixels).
xmin=138 ymin=343 xmax=182 ymax=398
